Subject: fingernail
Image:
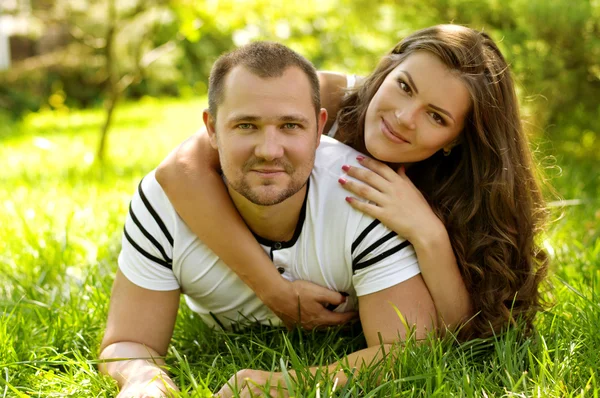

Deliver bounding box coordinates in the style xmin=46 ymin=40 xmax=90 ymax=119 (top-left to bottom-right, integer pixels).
xmin=338 ymin=177 xmax=347 ymax=185
xmin=356 ymin=155 xmax=365 ymax=162
xmin=342 ymin=164 xmax=351 ymax=172
xmin=345 ymin=196 xmax=353 ymax=203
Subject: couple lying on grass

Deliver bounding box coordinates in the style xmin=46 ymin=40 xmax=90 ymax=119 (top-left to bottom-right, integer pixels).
xmin=99 ymin=24 xmax=549 ymax=397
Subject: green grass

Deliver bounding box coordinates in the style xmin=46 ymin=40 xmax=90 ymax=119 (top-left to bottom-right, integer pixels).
xmin=1 ymin=97 xmax=598 ymax=397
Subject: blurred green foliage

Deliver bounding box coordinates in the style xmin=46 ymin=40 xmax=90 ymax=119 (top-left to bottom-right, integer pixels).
xmin=1 ymin=0 xmax=598 ymax=150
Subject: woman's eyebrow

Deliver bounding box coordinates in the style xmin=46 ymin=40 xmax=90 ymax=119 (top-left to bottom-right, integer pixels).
xmin=430 ymin=104 xmax=456 ymax=123
xmin=400 ymin=70 xmax=456 ymax=124
xmin=400 ymin=70 xmax=419 ymax=94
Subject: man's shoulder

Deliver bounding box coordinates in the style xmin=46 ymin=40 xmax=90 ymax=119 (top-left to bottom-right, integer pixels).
xmin=129 ymin=169 xmax=180 ymax=239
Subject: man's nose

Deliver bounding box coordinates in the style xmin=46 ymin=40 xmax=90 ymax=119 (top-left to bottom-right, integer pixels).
xmin=254 ymin=126 xmax=284 ymax=161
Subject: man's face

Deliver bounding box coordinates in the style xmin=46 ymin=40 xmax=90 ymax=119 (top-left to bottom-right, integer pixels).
xmin=205 ymin=66 xmax=327 ymax=206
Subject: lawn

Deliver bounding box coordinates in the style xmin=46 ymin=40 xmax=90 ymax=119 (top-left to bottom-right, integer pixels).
xmin=1 ymin=98 xmax=598 ymax=397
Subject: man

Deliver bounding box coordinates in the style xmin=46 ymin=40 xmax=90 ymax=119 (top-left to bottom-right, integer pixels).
xmin=99 ymin=42 xmax=436 ymax=397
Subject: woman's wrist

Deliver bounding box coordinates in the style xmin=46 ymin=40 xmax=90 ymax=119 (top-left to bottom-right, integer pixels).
xmin=409 ymin=219 xmax=448 ymax=252
xmin=257 ymin=276 xmax=295 ymax=308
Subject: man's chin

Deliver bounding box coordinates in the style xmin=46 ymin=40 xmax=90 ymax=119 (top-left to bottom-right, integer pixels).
xmin=246 ymin=191 xmax=289 ymax=206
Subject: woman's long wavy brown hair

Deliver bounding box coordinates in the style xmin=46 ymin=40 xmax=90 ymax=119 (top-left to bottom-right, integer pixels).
xmin=337 ymin=25 xmax=549 ymax=339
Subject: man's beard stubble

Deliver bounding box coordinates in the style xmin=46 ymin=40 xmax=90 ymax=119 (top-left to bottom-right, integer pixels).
xmin=226 ymin=157 xmax=312 ymax=206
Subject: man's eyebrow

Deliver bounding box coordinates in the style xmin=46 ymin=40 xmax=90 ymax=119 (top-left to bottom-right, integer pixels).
xmin=228 ymin=114 xmax=311 ymax=124
xmin=279 ymin=114 xmax=311 ymax=125
xmin=400 ymin=70 xmax=456 ymax=124
xmin=228 ymin=115 xmax=260 ymax=123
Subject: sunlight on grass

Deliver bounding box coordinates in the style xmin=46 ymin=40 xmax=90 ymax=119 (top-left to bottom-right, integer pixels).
xmin=0 ymin=97 xmax=598 ymax=396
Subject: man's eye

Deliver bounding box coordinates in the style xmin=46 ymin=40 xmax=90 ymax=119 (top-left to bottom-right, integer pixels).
xmin=237 ymin=123 xmax=254 ymax=129
xmin=282 ymin=123 xmax=300 ymax=129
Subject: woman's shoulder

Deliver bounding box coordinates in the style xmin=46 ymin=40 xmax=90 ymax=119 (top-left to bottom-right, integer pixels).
xmin=318 ymin=71 xmax=361 ymax=137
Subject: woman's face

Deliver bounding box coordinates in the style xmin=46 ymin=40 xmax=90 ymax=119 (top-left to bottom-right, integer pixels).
xmin=364 ymin=51 xmax=471 ymax=164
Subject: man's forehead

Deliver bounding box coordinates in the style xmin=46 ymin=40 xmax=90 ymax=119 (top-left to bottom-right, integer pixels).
xmin=222 ymin=65 xmax=312 ymax=99
xmin=218 ymin=65 xmax=316 ymax=123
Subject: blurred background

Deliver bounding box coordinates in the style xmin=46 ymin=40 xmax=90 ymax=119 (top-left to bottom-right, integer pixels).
xmin=0 ymin=4 xmax=598 ymax=395
xmin=0 ymin=0 xmax=598 ymax=162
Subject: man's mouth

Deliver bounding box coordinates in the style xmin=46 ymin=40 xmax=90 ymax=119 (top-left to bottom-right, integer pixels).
xmin=251 ymin=168 xmax=286 ymax=176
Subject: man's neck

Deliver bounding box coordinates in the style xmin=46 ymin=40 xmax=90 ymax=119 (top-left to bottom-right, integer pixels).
xmin=228 ymin=185 xmax=308 ymax=243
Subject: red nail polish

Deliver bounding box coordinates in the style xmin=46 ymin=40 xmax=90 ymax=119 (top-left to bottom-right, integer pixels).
xmin=342 ymin=164 xmax=351 ymax=172
xmin=345 ymin=196 xmax=353 ymax=203
xmin=356 ymin=155 xmax=365 ymax=162
xmin=338 ymin=177 xmax=347 ymax=184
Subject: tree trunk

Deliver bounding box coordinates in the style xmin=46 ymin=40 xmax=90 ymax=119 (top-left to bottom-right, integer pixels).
xmin=96 ymin=0 xmax=117 ymax=166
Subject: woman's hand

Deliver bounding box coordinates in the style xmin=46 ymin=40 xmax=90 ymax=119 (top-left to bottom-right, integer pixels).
xmin=216 ymin=369 xmax=289 ymax=398
xmin=339 ymin=156 xmax=444 ymax=245
xmin=266 ymin=279 xmax=357 ymax=330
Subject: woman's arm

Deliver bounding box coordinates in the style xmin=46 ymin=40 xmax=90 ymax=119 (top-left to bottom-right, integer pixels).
xmin=338 ymin=157 xmax=473 ymax=329
xmin=155 ymin=129 xmax=354 ymax=330
xmin=318 ymin=71 xmax=349 ymax=133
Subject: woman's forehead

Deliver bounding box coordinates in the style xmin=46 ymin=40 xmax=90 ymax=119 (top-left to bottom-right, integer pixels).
xmin=390 ymin=52 xmax=472 ymax=121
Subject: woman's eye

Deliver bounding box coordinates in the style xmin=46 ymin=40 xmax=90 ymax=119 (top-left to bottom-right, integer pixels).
xmin=398 ymin=79 xmax=412 ymax=94
xmin=429 ymin=112 xmax=445 ymax=126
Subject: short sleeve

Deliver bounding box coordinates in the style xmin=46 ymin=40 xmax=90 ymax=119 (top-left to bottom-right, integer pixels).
xmin=351 ymin=219 xmax=421 ymax=297
xmin=118 ymin=170 xmax=180 ymax=291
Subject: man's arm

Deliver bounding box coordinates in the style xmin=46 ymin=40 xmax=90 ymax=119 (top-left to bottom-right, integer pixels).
xmin=217 ymin=274 xmax=436 ymax=397
xmin=99 ymin=269 xmax=181 ymax=395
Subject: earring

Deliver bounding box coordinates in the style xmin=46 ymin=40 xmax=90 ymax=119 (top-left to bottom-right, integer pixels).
xmin=443 ymin=148 xmax=451 ymax=156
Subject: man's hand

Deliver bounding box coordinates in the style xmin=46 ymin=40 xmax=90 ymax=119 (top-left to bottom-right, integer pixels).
xmin=264 ymin=279 xmax=357 ymax=330
xmin=117 ymin=374 xmax=178 ymax=398
xmin=216 ymin=369 xmax=289 ymax=398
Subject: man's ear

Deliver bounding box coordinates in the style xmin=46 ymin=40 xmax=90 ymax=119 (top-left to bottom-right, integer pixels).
xmin=203 ymin=109 xmax=218 ymax=149
xmin=316 ymin=108 xmax=328 ymax=144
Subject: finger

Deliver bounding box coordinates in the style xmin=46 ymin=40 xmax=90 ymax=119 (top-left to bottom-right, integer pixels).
xmin=216 ymin=384 xmax=233 ymax=398
xmin=312 ymin=287 xmax=346 ymax=306
xmin=356 ymin=155 xmax=400 ymax=181
xmin=339 ymin=177 xmax=385 ymax=204
xmin=342 ymin=164 xmax=390 ymax=192
xmin=296 ymin=280 xmax=345 ymax=305
xmin=345 ymin=196 xmax=383 ymax=219
xmin=218 ymin=375 xmax=246 ymax=398
xmin=318 ymin=310 xmax=358 ymax=326
xmin=396 ymin=164 xmax=406 ymax=177
xmin=396 ymin=165 xmax=418 ymax=190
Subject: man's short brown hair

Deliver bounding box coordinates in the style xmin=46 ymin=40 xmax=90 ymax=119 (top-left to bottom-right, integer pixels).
xmin=208 ymin=41 xmax=320 ymax=118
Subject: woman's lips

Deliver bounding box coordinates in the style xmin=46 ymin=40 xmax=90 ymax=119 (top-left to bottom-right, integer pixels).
xmin=381 ymin=118 xmax=410 ymax=144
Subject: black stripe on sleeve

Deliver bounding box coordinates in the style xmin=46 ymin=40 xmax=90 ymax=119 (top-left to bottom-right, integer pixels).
xmin=124 ymin=226 xmax=173 ymax=270
xmin=352 ymin=231 xmax=398 ymax=266
xmin=351 ymin=219 xmax=381 ymax=254
xmin=137 ymin=180 xmax=174 ymax=246
xmin=353 ymin=240 xmax=411 ymax=273
xmin=129 ymin=202 xmax=172 ymax=264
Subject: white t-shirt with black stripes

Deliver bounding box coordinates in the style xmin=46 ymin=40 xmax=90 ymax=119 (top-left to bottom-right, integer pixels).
xmin=118 ymin=136 xmax=420 ymax=329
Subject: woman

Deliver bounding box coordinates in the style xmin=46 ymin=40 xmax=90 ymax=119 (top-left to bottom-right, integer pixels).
xmin=156 ymin=24 xmax=548 ymax=342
